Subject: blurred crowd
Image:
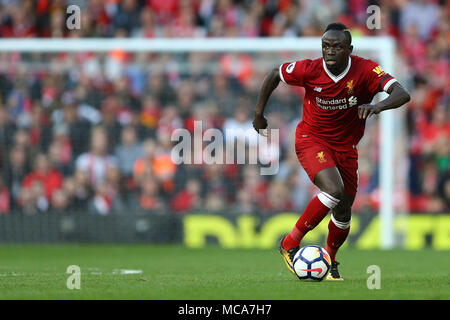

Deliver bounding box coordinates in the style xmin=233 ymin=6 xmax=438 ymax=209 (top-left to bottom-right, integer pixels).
xmin=0 ymin=0 xmax=448 ymax=216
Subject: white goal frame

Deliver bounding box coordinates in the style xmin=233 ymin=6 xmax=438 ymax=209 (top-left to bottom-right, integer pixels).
xmin=0 ymin=37 xmax=396 ymax=249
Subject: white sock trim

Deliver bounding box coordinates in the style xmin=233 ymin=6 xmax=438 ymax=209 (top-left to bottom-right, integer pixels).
xmin=317 ymin=192 xmax=340 ymax=209
xmin=331 ymin=214 xmax=351 ymax=230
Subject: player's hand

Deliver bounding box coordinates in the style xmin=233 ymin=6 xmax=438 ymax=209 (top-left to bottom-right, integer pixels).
xmin=358 ymin=104 xmax=381 ymax=119
xmin=252 ymin=114 xmax=268 ymax=136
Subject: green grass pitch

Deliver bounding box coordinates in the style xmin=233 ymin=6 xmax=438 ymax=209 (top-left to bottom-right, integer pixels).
xmin=0 ymin=245 xmax=448 ymax=299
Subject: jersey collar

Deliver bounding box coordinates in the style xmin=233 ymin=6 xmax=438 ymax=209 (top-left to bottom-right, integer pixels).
xmin=322 ymin=56 xmax=351 ymax=83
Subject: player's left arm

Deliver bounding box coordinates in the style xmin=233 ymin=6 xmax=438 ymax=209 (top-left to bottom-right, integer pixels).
xmin=358 ymin=82 xmax=410 ymax=119
xmin=358 ymin=60 xmax=411 ymax=120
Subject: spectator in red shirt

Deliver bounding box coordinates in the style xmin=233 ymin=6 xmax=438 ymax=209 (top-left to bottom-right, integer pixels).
xmin=0 ymin=175 xmax=10 ymax=214
xmin=22 ymin=153 xmax=63 ymax=201
xmin=171 ymin=178 xmax=201 ymax=213
xmin=131 ymin=173 xmax=164 ymax=212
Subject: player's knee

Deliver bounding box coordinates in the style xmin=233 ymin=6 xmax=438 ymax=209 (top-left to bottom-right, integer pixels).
xmin=323 ymin=183 xmax=345 ymax=201
xmin=331 ymin=211 xmax=352 ymax=230
xmin=332 ymin=206 xmax=351 ymax=224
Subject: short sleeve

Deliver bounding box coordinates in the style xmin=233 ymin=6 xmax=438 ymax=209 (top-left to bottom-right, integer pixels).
xmin=365 ymin=60 xmax=397 ymax=94
xmin=279 ymin=59 xmax=310 ymax=87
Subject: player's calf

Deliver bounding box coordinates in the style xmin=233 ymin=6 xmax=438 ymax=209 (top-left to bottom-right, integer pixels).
xmin=281 ymin=191 xmax=340 ymax=252
xmin=325 ymin=213 xmax=351 ymax=264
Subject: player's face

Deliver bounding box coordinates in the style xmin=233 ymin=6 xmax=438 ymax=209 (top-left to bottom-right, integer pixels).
xmin=321 ymin=31 xmax=353 ymax=73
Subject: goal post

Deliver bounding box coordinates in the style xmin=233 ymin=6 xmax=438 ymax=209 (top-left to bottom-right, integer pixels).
xmin=0 ymin=37 xmax=398 ymax=249
xmin=377 ymin=38 xmax=396 ymax=249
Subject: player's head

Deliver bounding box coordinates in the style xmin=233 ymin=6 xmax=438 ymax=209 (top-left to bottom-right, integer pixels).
xmin=321 ymin=23 xmax=353 ymax=72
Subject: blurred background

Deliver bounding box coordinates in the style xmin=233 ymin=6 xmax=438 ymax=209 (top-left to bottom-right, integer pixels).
xmin=0 ymin=0 xmax=448 ymax=248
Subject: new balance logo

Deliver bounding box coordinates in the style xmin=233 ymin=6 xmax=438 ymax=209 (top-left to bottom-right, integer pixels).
xmin=314 ymin=87 xmax=322 ymax=92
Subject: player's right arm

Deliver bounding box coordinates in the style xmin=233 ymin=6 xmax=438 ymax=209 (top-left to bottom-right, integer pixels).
xmin=253 ymin=68 xmax=280 ymax=134
xmin=253 ymin=60 xmax=308 ymax=134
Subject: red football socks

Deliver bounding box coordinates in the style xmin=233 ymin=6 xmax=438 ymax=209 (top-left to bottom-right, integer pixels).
xmin=282 ymin=192 xmax=339 ymax=250
xmin=325 ymin=215 xmax=351 ymax=262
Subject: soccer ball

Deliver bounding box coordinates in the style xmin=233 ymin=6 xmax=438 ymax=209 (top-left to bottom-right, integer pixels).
xmin=293 ymin=245 xmax=331 ymax=281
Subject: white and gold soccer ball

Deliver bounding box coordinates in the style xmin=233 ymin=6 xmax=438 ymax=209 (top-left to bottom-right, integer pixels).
xmin=293 ymin=245 xmax=332 ymax=281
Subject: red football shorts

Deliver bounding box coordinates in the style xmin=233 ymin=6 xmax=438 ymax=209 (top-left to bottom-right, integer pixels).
xmin=295 ymin=133 xmax=359 ymax=196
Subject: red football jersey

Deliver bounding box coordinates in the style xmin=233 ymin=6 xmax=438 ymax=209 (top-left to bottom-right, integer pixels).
xmin=279 ymin=55 xmax=397 ymax=151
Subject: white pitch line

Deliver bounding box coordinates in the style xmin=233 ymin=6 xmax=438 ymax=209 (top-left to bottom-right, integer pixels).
xmin=112 ymin=269 xmax=143 ymax=275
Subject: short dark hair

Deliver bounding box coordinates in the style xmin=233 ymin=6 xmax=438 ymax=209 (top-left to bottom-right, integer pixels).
xmin=324 ymin=23 xmax=352 ymax=45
